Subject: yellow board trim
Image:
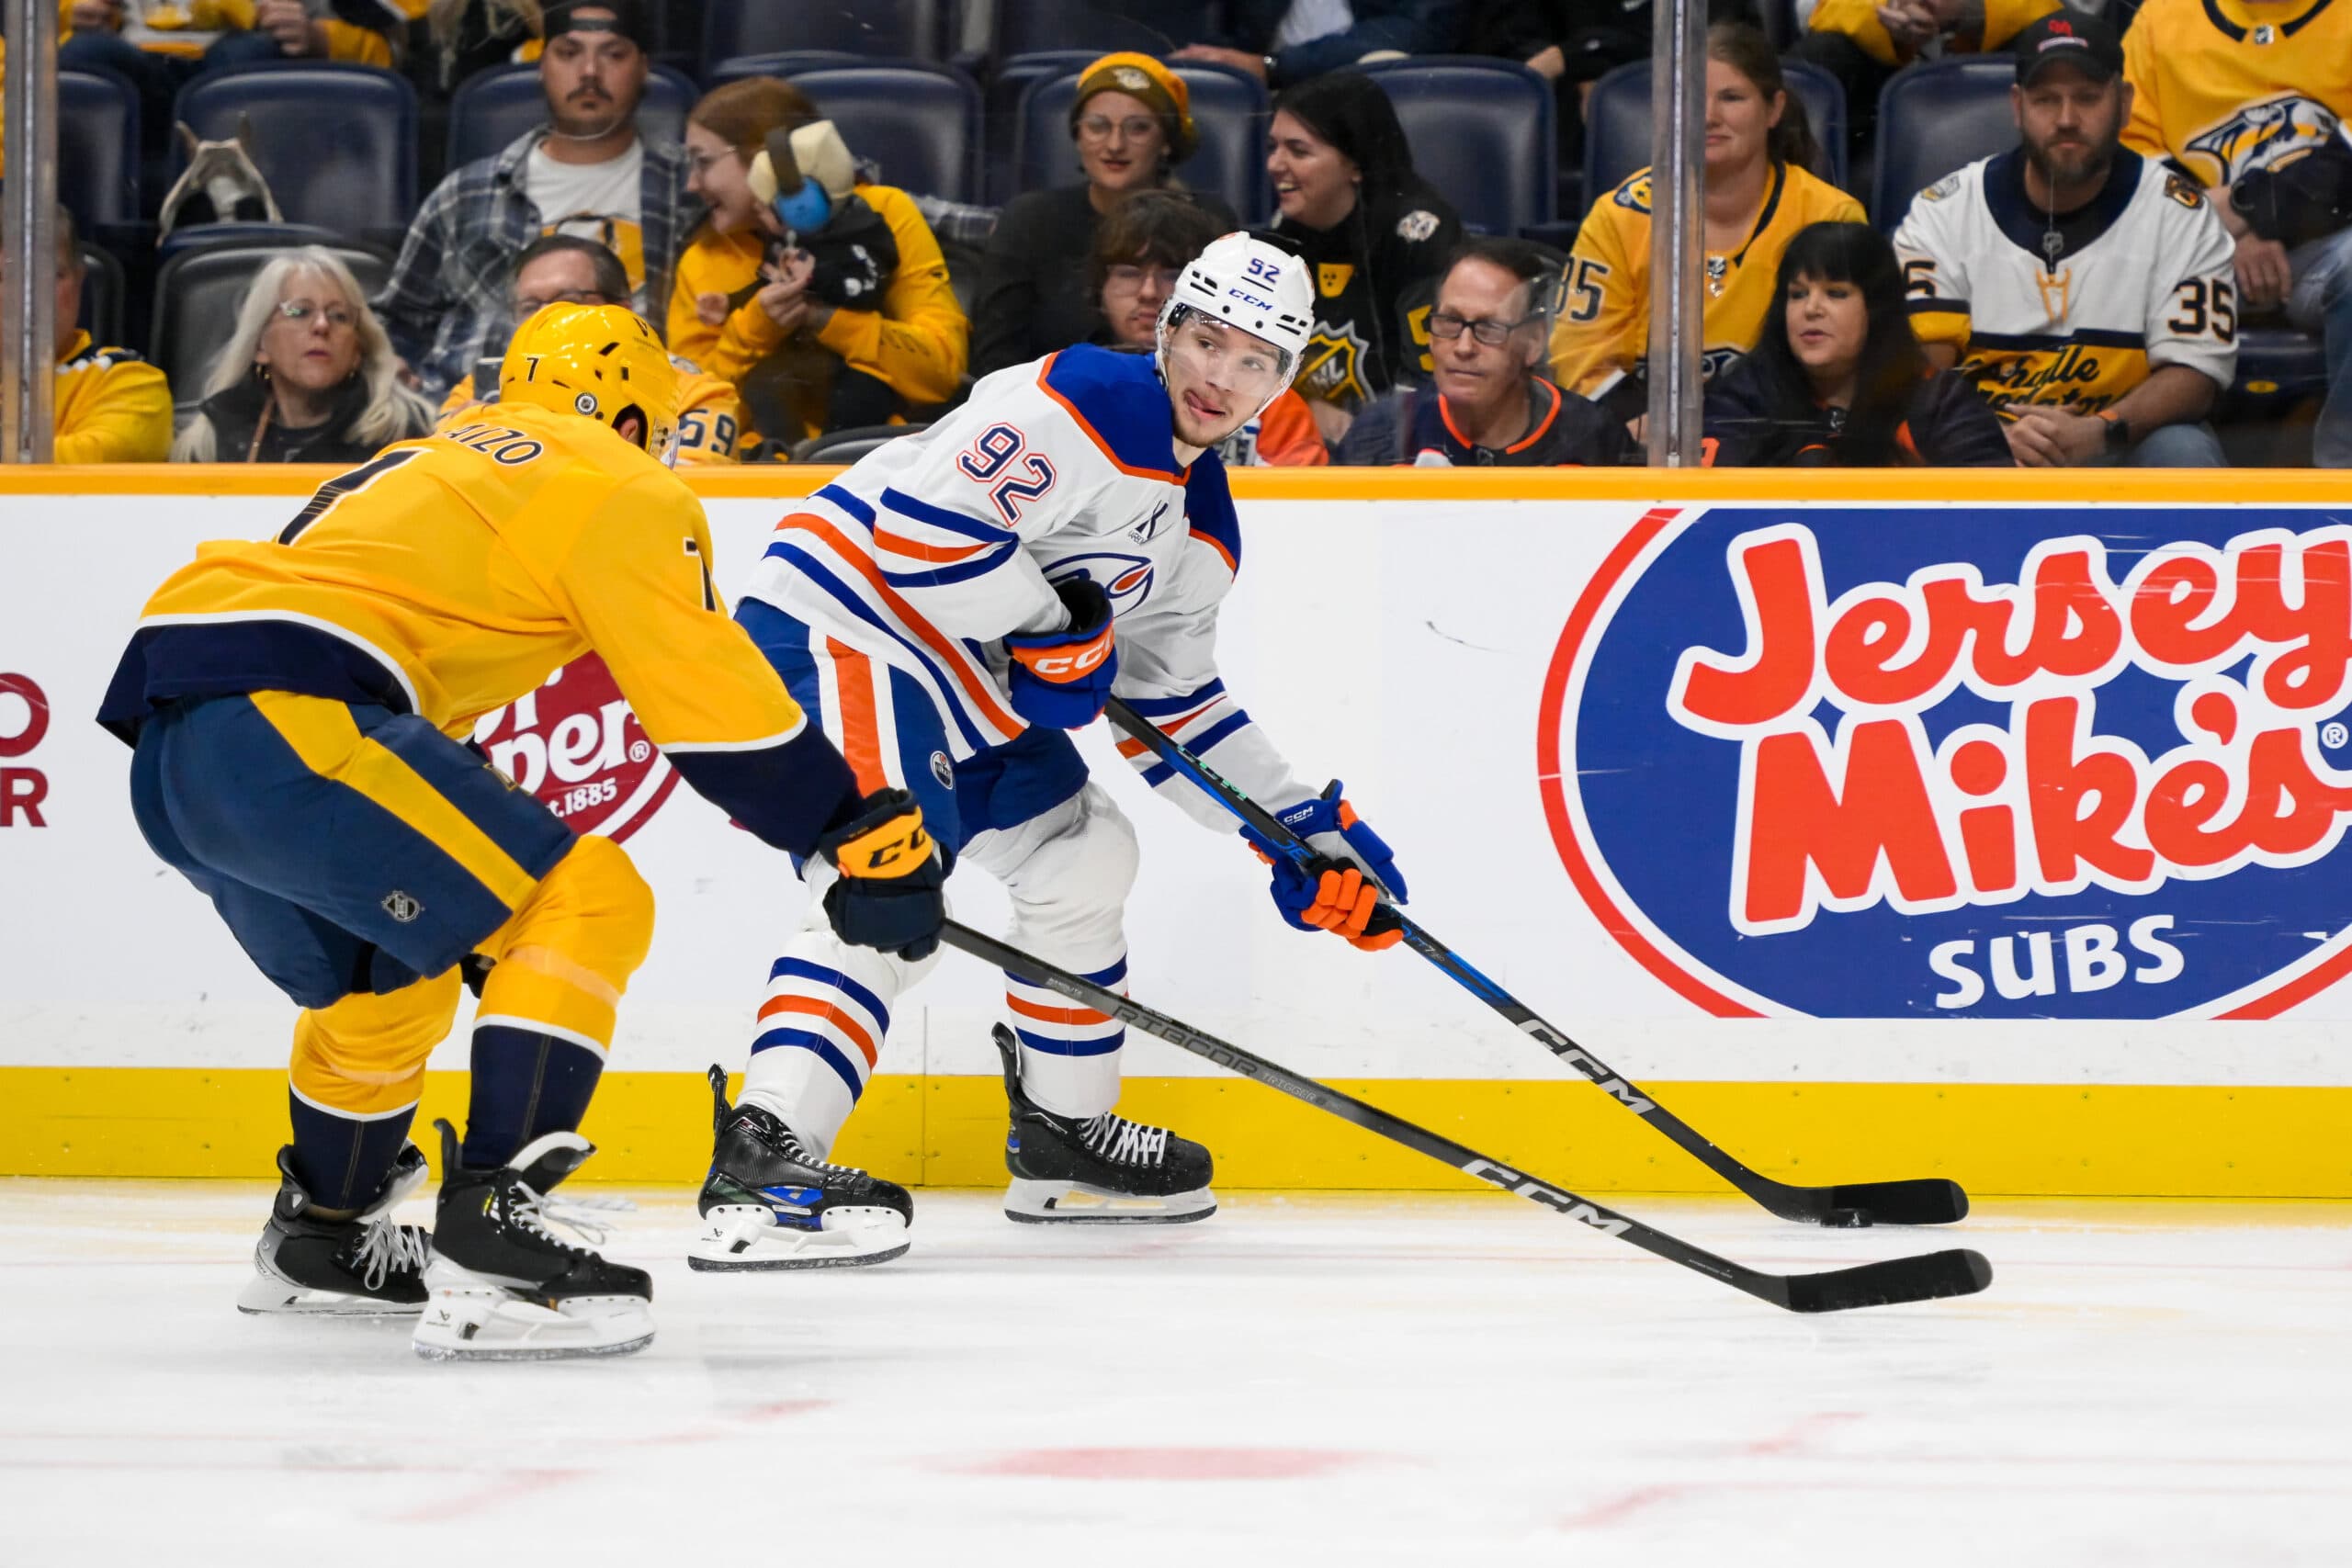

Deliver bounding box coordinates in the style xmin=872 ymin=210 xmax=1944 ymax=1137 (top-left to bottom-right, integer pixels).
xmin=9 ymin=464 xmax=2352 ymax=505
xmin=249 ymin=691 xmax=539 ymax=910
xmin=4 ymin=1067 xmax=2346 ymax=1197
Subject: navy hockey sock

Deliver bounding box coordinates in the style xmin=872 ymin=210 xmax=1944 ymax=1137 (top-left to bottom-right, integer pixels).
xmin=460 ymin=1023 xmax=605 ymax=1170
xmin=287 ymin=1089 xmax=418 ymax=1212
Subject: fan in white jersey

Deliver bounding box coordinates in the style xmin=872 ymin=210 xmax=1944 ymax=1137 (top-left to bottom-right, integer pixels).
xmin=687 ymin=231 xmax=1416 ymax=1265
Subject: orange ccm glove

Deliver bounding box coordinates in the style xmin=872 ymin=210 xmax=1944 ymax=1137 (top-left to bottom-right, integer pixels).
xmin=1245 ymin=782 xmax=1408 ymax=952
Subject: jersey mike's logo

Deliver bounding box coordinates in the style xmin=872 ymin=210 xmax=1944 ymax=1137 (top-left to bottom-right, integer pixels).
xmin=470 ymin=654 xmax=680 ymax=843
xmin=1541 ymin=508 xmax=2352 ymax=1019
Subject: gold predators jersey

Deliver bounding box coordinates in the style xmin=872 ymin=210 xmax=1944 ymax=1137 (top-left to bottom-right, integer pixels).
xmin=437 ymin=354 xmax=750 ymax=464
xmin=1806 ymin=0 xmax=2058 ymax=68
xmin=2121 ymin=0 xmax=2352 ymax=188
xmin=1892 ymin=149 xmax=2238 ymax=414
xmin=1549 ymin=162 xmax=1865 ymax=412
xmin=98 ymin=400 xmax=859 ymax=854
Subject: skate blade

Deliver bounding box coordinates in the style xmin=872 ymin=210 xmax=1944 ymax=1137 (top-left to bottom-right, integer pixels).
xmin=413 ymin=1266 xmax=653 ymax=1362
xmin=1003 ymin=1179 xmax=1217 ymax=1225
xmin=686 ymin=1203 xmax=910 ymax=1271
xmin=236 ymin=1271 xmax=423 ymax=1317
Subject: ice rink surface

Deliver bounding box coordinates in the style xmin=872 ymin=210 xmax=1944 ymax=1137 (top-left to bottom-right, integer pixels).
xmin=3 ymin=1183 xmax=2347 ymax=1568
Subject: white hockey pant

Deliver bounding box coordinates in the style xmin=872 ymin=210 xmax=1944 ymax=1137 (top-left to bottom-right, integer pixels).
xmin=741 ymin=782 xmax=1141 ymax=1156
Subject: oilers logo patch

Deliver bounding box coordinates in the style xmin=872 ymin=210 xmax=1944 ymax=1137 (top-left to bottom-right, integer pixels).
xmin=931 ymin=750 xmax=955 ymax=790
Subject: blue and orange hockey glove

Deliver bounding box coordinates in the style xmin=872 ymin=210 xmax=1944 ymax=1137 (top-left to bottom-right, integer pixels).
xmin=1004 ymin=576 xmax=1118 ymax=729
xmin=1244 ymin=781 xmax=1408 ymax=952
xmin=816 ymin=787 xmax=945 ymax=961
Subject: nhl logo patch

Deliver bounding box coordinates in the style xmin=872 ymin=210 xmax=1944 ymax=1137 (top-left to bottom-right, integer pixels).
xmin=380 ymin=890 xmax=424 ymax=924
xmin=2253 ymin=22 xmax=2275 ymax=42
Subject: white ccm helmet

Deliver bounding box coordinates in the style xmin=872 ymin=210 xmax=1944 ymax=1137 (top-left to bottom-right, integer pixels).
xmin=1155 ymin=231 xmax=1316 ymax=419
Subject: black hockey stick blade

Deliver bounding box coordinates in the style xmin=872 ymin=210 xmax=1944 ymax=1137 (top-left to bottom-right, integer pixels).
xmin=1769 ymin=1247 xmax=1994 ymax=1314
xmin=1810 ymin=1179 xmax=1972 ymax=1228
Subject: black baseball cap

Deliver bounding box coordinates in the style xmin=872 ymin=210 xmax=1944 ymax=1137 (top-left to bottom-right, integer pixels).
xmin=2013 ymin=12 xmax=2125 ymax=84
xmin=542 ymin=0 xmax=654 ymax=53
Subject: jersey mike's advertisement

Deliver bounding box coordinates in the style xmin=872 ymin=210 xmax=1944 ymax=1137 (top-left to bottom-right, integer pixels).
xmin=1546 ymin=506 xmax=2352 ymax=1021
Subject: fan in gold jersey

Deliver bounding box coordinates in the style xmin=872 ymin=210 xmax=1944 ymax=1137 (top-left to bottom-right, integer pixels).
xmin=96 ymin=300 xmax=944 ymax=1362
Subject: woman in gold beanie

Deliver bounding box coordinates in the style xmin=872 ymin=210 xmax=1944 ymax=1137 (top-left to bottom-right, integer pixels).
xmin=968 ymin=51 xmax=1238 ymax=378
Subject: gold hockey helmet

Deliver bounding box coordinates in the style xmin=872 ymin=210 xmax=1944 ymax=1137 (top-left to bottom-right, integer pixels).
xmin=499 ymin=303 xmax=682 ymax=457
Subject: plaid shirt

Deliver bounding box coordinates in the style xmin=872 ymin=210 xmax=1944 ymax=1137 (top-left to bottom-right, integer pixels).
xmin=375 ymin=128 xmax=704 ymax=400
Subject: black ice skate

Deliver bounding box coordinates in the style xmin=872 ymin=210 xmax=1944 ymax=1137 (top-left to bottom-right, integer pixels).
xmin=411 ymin=1119 xmax=653 ymax=1361
xmin=993 ymin=1025 xmax=1216 ymax=1224
xmin=236 ymin=1143 xmax=432 ymax=1316
xmin=688 ymin=1066 xmax=913 ymax=1270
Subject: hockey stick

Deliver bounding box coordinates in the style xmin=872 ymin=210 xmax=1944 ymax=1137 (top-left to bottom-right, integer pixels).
xmin=1103 ymin=696 xmax=1968 ymax=1229
xmin=944 ymin=920 xmax=1990 ymax=1313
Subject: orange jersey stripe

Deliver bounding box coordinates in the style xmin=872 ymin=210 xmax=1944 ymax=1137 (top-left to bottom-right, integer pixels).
xmin=823 ymin=636 xmax=891 ymax=795
xmin=1006 ymin=994 xmax=1112 ymax=1027
xmin=758 ymin=993 xmax=880 ymax=1067
xmin=1193 ymin=531 xmax=1238 ymax=575
xmin=873 ymin=527 xmax=990 ymax=564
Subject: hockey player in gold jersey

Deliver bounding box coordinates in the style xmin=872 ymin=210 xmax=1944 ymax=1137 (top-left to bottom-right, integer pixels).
xmin=96 ymin=303 xmax=944 ymax=1360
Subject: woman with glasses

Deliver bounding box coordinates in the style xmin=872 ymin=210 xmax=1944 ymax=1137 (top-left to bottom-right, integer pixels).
xmin=1089 ymin=192 xmax=1325 ymax=465
xmin=1702 ymin=222 xmax=2010 ymax=467
xmin=173 ymin=248 xmax=432 ymax=463
xmin=970 ymin=52 xmax=1238 ymax=379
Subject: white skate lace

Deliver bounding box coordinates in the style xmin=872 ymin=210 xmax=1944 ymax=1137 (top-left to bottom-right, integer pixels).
xmin=350 ymin=1213 xmax=430 ymax=1292
xmin=1080 ymin=1114 xmax=1169 ymax=1168
xmin=508 ymin=1183 xmax=610 ymax=1249
xmin=777 ymin=1129 xmax=866 ymax=1180
xmin=540 ymin=1192 xmax=632 ymax=1247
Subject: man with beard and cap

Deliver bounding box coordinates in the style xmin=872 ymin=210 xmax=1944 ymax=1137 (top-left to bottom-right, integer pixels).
xmin=375 ymin=0 xmax=701 ymax=400
xmin=1891 ymin=13 xmax=2239 ymax=467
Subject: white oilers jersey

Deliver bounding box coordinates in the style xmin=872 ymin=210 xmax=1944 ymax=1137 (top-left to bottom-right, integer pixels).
xmin=743 ymin=344 xmax=1313 ymax=829
xmin=1892 ymin=150 xmax=2238 ymax=414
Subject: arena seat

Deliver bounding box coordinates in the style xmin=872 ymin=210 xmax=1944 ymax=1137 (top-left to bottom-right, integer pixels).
xmin=60 ymin=68 xmax=142 ymax=244
xmin=704 ymin=61 xmax=979 ymax=204
xmin=170 ymin=64 xmax=418 ymax=250
xmin=984 ymin=50 xmax=1098 ymax=205
xmin=76 ymin=244 xmax=127 ymax=350
xmin=446 ymin=63 xmax=697 ymax=172
xmin=1013 ymin=61 xmax=1269 ymax=218
xmin=699 ymin=0 xmax=946 ymax=76
xmin=1870 ymin=58 xmax=2018 ymax=229
xmin=791 ymin=421 xmax=931 ymax=463
xmin=1583 ymin=58 xmax=1850 ymax=212
xmin=985 ymin=1 xmax=1218 ymax=62
xmin=149 ymin=243 xmax=394 ymax=402
xmin=709 ymin=49 xmax=871 ymax=84
xmin=1361 ymin=57 xmax=1555 ymax=234
xmin=156 ymin=221 xmax=357 ymax=266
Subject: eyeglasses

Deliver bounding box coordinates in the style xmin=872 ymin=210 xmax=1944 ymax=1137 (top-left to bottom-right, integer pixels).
xmin=1077 ymin=115 xmax=1159 ymax=144
xmin=1104 ymin=264 xmax=1181 ymax=293
xmin=1429 ymin=310 xmax=1540 ymax=346
xmin=687 ymin=147 xmax=740 ymax=177
xmin=277 ymin=300 xmax=357 ymax=331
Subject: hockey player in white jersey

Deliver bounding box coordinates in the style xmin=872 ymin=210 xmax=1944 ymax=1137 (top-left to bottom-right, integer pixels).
xmin=689 ymin=232 xmax=1412 ymax=1267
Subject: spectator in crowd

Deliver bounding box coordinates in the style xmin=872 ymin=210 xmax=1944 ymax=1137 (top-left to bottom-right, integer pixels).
xmin=56 ymin=0 xmax=413 ymax=158
xmin=2120 ymin=0 xmax=2352 ymax=465
xmin=1551 ymin=24 xmax=1863 ymax=428
xmin=173 ymin=247 xmax=434 ymax=462
xmin=1174 ymin=0 xmax=1464 ymax=87
xmin=1705 ymin=222 xmax=2011 ymax=466
xmin=436 ymin=234 xmax=748 ymax=463
xmin=1409 ymin=237 xmax=1634 ymax=466
xmin=671 ymin=79 xmax=967 ymax=445
xmin=1794 ymin=0 xmax=2059 ymax=151
xmin=1083 ymin=192 xmax=1326 ymax=466
xmin=971 ymin=53 xmax=1237 ymax=380
xmin=1895 ymin=15 xmax=2238 ymax=468
xmin=417 ymin=0 xmax=542 ymax=96
xmin=1266 ymin=69 xmax=1464 ymax=447
xmin=15 ymin=204 xmax=174 ymax=463
xmin=375 ymin=0 xmax=695 ymax=400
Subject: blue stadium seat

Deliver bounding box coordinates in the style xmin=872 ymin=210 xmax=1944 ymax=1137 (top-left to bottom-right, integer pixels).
xmin=1583 ymin=59 xmax=1850 ymax=213
xmin=76 ymin=244 xmax=127 ymax=350
xmin=984 ymin=50 xmax=1098 ymax=206
xmin=1870 ymin=58 xmax=2018 ymax=230
xmin=60 ymin=68 xmax=141 ymax=241
xmin=149 ymin=242 xmax=395 ymax=401
xmin=2223 ymin=326 xmax=2331 ymax=454
xmin=790 ymin=421 xmax=931 ymax=463
xmin=706 ymin=60 xmax=980 ymax=203
xmin=1014 ymin=61 xmax=1269 ymax=218
xmin=156 ymin=221 xmax=362 ymax=265
xmin=700 ymin=0 xmax=946 ymax=77
xmin=986 ymin=1 xmax=1218 ymax=62
xmin=170 ymin=64 xmax=418 ymax=248
xmin=446 ymin=63 xmax=698 ymax=172
xmin=709 ymin=50 xmax=875 ymax=85
xmin=1361 ymin=58 xmax=1555 ymax=235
